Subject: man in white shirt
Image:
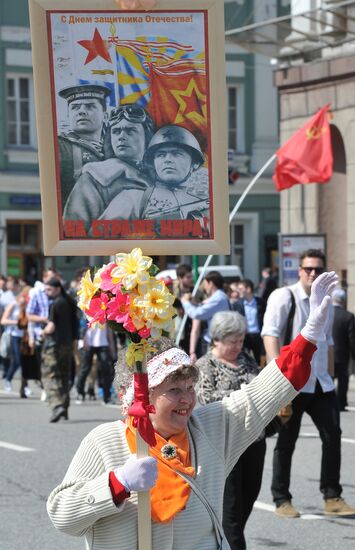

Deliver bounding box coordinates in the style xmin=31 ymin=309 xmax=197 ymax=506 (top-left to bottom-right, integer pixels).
xmin=262 ymin=249 xmax=355 ymax=518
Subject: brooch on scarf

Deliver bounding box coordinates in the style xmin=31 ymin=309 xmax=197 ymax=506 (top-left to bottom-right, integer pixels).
xmin=161 ymin=443 xmax=177 ymax=460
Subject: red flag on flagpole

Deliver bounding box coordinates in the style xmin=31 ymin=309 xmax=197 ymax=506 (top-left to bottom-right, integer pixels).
xmin=273 ymin=104 xmax=333 ymax=191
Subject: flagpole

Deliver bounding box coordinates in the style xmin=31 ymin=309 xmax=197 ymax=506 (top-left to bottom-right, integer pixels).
xmin=175 ymin=153 xmax=277 ymax=346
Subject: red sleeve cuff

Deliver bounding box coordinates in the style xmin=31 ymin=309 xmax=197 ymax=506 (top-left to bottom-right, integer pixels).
xmin=109 ymin=471 xmax=130 ymax=505
xmin=276 ymin=333 xmax=317 ymax=391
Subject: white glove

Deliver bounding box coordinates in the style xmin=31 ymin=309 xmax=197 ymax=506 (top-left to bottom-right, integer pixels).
xmin=301 ymin=271 xmax=338 ymax=342
xmin=114 ymin=455 xmax=158 ymax=492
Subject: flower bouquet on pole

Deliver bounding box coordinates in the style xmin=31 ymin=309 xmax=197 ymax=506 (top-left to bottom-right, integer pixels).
xmin=77 ymin=248 xmax=175 ymax=550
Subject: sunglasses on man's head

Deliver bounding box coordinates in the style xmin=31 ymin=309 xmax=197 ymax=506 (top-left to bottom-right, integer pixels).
xmin=300 ymin=266 xmax=324 ymax=275
xmin=109 ymin=104 xmax=146 ymax=125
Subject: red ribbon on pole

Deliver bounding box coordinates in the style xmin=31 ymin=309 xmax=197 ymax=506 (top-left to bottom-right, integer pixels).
xmin=128 ymin=372 xmax=156 ymax=446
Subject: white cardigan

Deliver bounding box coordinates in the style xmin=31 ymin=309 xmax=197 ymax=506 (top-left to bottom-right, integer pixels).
xmin=47 ymin=360 xmax=298 ymax=550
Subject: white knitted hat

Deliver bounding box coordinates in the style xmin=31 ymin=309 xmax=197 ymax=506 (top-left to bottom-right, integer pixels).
xmin=122 ymin=347 xmax=192 ymax=407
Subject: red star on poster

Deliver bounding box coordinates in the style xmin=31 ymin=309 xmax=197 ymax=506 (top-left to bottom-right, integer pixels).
xmin=170 ymin=78 xmax=207 ymax=126
xmin=78 ymin=28 xmax=112 ymax=65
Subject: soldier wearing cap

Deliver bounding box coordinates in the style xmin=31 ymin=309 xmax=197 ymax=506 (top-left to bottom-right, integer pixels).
xmin=58 ymin=84 xmax=110 ymax=209
xmin=63 ymin=104 xmax=155 ymax=232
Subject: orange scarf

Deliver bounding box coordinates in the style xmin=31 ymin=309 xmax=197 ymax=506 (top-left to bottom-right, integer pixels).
xmin=125 ymin=417 xmax=195 ymax=523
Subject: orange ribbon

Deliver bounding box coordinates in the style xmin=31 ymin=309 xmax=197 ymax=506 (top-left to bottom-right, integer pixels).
xmin=126 ymin=418 xmax=195 ymax=523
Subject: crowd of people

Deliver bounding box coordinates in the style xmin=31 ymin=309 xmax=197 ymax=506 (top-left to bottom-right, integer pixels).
xmin=160 ymin=250 xmax=355 ymax=547
xmin=2 ymin=248 xmax=355 ymax=550
xmin=0 ymin=268 xmax=118 ymax=422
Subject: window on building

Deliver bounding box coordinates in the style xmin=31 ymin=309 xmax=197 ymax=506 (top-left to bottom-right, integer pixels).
xmin=229 ymin=214 xmax=259 ymax=283
xmin=7 ymin=220 xmax=40 ymax=250
xmin=231 ymin=223 xmax=244 ymax=273
xmin=227 ymin=84 xmax=245 ymax=154
xmin=6 ymin=220 xmax=42 ymax=283
xmin=228 ymin=87 xmax=238 ymax=151
xmin=6 ymin=76 xmax=33 ymax=146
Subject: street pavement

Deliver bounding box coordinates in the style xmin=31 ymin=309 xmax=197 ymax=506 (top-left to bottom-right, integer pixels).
xmin=1 ymin=376 xmax=355 ymax=550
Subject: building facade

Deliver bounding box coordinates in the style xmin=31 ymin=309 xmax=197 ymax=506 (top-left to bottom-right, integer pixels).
xmin=272 ymin=0 xmax=355 ymax=308
xmin=226 ymin=0 xmax=355 ymax=309
xmin=222 ymin=0 xmax=281 ymax=284
xmin=0 ymin=0 xmax=91 ymax=283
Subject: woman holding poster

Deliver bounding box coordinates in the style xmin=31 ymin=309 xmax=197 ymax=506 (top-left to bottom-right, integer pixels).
xmin=47 ymin=270 xmax=337 ymax=549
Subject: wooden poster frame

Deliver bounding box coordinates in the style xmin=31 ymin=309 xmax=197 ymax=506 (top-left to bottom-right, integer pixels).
xmin=29 ymin=0 xmax=229 ymax=255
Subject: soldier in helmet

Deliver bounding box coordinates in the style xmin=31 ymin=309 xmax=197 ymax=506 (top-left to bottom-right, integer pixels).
xmin=141 ymin=125 xmax=209 ymax=222
xmin=63 ymin=104 xmax=155 ymax=232
xmin=98 ymin=125 xmax=209 ymax=228
xmin=58 ymin=84 xmax=111 ymax=209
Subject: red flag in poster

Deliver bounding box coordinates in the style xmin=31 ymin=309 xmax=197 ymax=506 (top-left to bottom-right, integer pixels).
xmin=273 ymin=104 xmax=333 ymax=191
xmin=147 ymin=63 xmax=208 ymax=152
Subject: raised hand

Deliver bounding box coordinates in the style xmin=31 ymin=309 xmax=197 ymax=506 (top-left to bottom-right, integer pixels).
xmin=114 ymin=455 xmax=158 ymax=492
xmin=301 ymin=271 xmax=338 ymax=343
xmin=309 ymin=271 xmax=338 ymax=312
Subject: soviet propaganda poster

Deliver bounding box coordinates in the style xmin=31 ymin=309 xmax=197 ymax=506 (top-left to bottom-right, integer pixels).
xmin=50 ymin=10 xmax=212 ymax=240
xmin=29 ymin=0 xmax=228 ymax=255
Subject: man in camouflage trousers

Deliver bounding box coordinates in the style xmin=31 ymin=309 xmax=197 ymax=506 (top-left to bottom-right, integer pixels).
xmin=42 ymin=278 xmax=79 ymax=423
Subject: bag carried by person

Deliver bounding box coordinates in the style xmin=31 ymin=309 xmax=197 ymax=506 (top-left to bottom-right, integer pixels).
xmin=167 ymin=463 xmax=228 ymax=549
xmin=20 ymin=329 xmax=35 ymax=357
xmin=20 ymin=329 xmax=40 ymax=380
xmin=0 ymin=331 xmax=11 ymax=359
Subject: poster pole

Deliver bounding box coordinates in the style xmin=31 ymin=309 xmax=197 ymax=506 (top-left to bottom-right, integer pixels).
xmin=175 ymin=153 xmax=277 ymax=346
xmin=134 ymin=355 xmax=152 ymax=550
xmin=136 ymin=433 xmax=151 ymax=550
xmin=136 ymin=387 xmax=152 ymax=550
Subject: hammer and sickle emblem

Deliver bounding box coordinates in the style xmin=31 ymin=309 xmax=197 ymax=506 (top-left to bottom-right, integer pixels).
xmin=306 ymin=125 xmax=327 ymax=140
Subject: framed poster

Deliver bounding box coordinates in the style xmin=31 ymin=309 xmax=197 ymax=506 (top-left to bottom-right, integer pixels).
xmin=278 ymin=233 xmax=326 ymax=286
xmin=29 ymin=0 xmax=229 ymax=256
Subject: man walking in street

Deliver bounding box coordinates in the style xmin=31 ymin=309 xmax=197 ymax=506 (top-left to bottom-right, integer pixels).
xmin=233 ymin=278 xmax=265 ymax=364
xmin=26 ymin=268 xmax=59 ymax=392
xmin=331 ymin=288 xmax=355 ymax=411
xmin=42 ymin=278 xmax=79 ymax=423
xmin=262 ymin=249 xmax=355 ymax=518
